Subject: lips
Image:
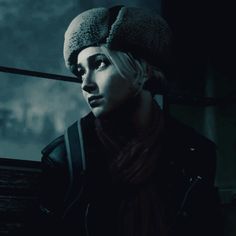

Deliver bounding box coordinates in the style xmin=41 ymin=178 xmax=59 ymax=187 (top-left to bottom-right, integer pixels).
xmin=88 ymin=95 xmax=103 ymax=107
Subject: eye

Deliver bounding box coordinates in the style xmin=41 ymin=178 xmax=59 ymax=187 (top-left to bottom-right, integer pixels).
xmin=75 ymin=66 xmax=86 ymax=82
xmin=95 ymin=60 xmax=105 ymax=69
xmin=76 ymin=66 xmax=85 ymax=76
xmin=94 ymin=58 xmax=110 ymax=70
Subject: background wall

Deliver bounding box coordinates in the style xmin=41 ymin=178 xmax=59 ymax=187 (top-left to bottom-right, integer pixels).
xmin=163 ymin=0 xmax=236 ymax=202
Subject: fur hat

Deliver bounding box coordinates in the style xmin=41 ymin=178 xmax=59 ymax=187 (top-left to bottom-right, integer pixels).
xmin=64 ymin=5 xmax=172 ymax=75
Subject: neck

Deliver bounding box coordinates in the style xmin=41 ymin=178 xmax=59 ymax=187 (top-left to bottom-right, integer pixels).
xmin=131 ymin=90 xmax=153 ymax=133
xmin=100 ymin=90 xmax=154 ymax=136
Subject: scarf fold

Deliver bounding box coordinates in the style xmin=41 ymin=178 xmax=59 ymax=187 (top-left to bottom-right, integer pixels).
xmin=95 ymin=101 xmax=168 ymax=236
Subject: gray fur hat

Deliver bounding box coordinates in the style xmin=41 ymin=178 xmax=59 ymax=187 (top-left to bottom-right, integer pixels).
xmin=64 ymin=5 xmax=172 ymax=75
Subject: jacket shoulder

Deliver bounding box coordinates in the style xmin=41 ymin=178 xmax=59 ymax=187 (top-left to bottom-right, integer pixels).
xmin=165 ymin=115 xmax=217 ymax=183
xmin=41 ymin=112 xmax=94 ymax=166
xmin=166 ymin=115 xmax=216 ymax=147
xmin=41 ymin=135 xmax=67 ymax=167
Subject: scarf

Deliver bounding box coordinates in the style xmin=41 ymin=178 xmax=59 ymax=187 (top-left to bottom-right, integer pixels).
xmin=95 ymin=101 xmax=168 ymax=236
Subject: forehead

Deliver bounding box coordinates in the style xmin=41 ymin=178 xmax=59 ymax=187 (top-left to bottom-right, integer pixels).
xmin=77 ymin=46 xmax=104 ymax=64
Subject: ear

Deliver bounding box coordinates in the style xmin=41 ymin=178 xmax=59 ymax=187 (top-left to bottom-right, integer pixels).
xmin=147 ymin=65 xmax=165 ymax=81
xmin=144 ymin=66 xmax=167 ymax=95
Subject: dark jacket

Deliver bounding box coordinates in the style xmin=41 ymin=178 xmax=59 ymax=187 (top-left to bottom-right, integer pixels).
xmin=38 ymin=112 xmax=223 ymax=236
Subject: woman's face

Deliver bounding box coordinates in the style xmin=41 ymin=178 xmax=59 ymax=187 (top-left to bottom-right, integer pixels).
xmin=77 ymin=46 xmax=135 ymax=118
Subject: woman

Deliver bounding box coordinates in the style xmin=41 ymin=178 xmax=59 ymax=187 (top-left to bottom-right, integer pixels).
xmin=39 ymin=5 xmax=223 ymax=236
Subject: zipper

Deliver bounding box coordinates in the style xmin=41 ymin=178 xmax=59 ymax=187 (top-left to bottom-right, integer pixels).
xmin=169 ymin=175 xmax=203 ymax=231
xmin=85 ymin=203 xmax=90 ymax=236
xmin=62 ymin=185 xmax=84 ymax=219
xmin=177 ymin=175 xmax=202 ymax=215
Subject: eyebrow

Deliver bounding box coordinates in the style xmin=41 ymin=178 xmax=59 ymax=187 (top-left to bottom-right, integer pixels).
xmin=77 ymin=53 xmax=106 ymax=68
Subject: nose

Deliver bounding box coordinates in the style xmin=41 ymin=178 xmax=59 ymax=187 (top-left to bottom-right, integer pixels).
xmin=81 ymin=73 xmax=97 ymax=93
xmin=82 ymin=82 xmax=97 ymax=93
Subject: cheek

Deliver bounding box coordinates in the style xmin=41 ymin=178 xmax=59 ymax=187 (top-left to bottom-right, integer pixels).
xmin=81 ymin=90 xmax=91 ymax=108
xmin=103 ymin=76 xmax=134 ymax=105
xmin=101 ymin=75 xmax=125 ymax=93
xmin=82 ymin=90 xmax=87 ymax=101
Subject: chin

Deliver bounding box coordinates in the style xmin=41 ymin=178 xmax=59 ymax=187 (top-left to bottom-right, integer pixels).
xmin=91 ymin=106 xmax=109 ymax=118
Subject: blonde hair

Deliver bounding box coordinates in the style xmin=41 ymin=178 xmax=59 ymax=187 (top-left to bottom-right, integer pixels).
xmin=100 ymin=45 xmax=166 ymax=95
xmin=100 ymin=45 xmax=148 ymax=95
